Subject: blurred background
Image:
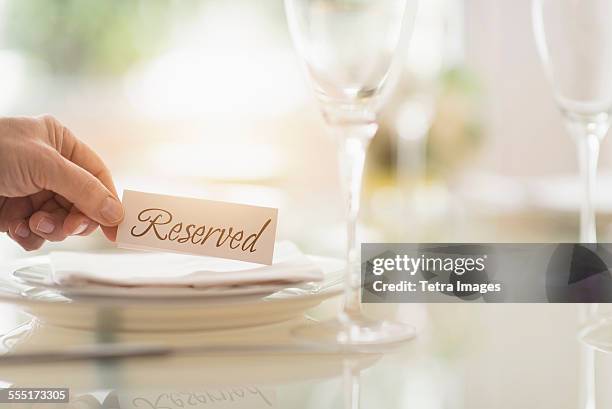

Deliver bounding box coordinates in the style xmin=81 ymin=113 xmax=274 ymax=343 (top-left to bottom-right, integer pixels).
xmin=2 ymin=0 xmax=612 ymax=259
xmin=0 ymin=1 xmax=605 ymax=408
xmin=4 ymin=0 xmax=612 ymax=261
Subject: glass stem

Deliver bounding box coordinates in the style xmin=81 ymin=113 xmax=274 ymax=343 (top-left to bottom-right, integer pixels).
xmin=335 ymin=127 xmax=375 ymax=319
xmin=574 ymin=123 xmax=604 ymax=409
xmin=574 ymin=131 xmax=600 ymax=243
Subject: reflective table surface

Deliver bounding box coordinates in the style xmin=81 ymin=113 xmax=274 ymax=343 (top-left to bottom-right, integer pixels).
xmin=0 ymin=300 xmax=604 ymax=409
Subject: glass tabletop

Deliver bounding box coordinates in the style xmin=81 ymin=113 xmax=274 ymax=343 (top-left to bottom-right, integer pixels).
xmin=0 ymin=302 xmax=598 ymax=409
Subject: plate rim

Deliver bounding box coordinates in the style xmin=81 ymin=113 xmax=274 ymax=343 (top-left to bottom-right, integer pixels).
xmin=2 ymin=255 xmax=344 ymax=307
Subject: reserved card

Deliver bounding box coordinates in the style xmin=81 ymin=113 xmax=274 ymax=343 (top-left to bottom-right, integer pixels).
xmin=116 ymin=190 xmax=278 ymax=264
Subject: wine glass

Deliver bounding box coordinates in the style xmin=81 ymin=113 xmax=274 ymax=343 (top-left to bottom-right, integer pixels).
xmin=285 ymin=0 xmax=418 ymax=345
xmin=533 ymin=4 xmax=612 ymax=407
xmin=532 ymin=0 xmax=612 ymax=243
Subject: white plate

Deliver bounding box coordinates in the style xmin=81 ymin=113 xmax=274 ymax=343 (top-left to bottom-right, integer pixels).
xmin=0 ymin=256 xmax=344 ymax=332
xmin=12 ymin=264 xmax=288 ymax=299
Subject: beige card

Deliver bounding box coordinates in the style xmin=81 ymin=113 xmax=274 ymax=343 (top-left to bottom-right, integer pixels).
xmin=116 ymin=190 xmax=278 ymax=265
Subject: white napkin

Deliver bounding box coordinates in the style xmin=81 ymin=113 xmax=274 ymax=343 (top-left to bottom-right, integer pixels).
xmin=50 ymin=241 xmax=323 ymax=288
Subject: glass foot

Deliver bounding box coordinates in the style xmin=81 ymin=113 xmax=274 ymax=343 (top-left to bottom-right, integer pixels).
xmin=292 ymin=313 xmax=416 ymax=349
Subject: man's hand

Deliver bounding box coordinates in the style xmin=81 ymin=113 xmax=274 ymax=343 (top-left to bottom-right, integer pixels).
xmin=0 ymin=115 xmax=123 ymax=251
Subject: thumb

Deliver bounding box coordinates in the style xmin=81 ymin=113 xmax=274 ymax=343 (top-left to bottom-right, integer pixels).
xmin=43 ymin=153 xmax=124 ymax=226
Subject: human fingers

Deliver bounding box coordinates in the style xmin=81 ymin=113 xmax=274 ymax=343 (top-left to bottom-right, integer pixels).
xmin=63 ymin=209 xmax=99 ymax=237
xmin=38 ymin=151 xmax=123 ymax=227
xmin=41 ymin=115 xmax=120 ymax=198
xmin=0 ymin=196 xmax=32 ymax=233
xmin=37 ymin=116 xmax=123 ymax=229
xmin=101 ymin=225 xmax=118 ymax=242
xmin=0 ymin=196 xmax=44 ymax=250
xmin=28 ymin=207 xmax=70 ymax=242
xmin=7 ymin=219 xmax=45 ymax=251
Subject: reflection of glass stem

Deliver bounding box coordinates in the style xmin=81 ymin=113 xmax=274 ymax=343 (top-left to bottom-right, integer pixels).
xmin=343 ymin=359 xmax=361 ymax=409
xmin=580 ymin=303 xmax=598 ymax=409
xmin=580 ymin=333 xmax=596 ymax=409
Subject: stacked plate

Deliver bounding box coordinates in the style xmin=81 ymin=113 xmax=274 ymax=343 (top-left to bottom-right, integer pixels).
xmin=0 ymin=244 xmax=344 ymax=332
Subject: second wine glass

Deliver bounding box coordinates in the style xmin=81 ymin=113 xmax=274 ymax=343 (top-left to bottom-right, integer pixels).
xmin=285 ymin=0 xmax=419 ymax=346
xmin=532 ymin=0 xmax=612 ymax=243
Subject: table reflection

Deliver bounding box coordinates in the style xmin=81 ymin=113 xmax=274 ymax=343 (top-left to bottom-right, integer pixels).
xmin=0 ymin=306 xmax=450 ymax=409
xmin=0 ymin=303 xmax=588 ymax=409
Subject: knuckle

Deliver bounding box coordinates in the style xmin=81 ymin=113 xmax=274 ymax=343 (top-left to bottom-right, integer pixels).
xmin=39 ymin=114 xmax=68 ymax=150
xmin=3 ymin=116 xmax=36 ymax=138
xmin=40 ymin=114 xmax=60 ymax=128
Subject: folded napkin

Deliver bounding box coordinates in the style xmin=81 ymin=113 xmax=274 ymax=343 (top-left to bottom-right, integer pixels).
xmin=50 ymin=241 xmax=323 ymax=288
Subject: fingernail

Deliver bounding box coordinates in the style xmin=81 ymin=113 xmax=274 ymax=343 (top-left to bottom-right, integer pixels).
xmin=72 ymin=222 xmax=88 ymax=236
xmin=15 ymin=222 xmax=30 ymax=238
xmin=100 ymin=197 xmax=124 ymax=224
xmin=36 ymin=218 xmax=55 ymax=234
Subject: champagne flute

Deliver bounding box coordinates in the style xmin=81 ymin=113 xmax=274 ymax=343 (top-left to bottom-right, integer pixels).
xmin=532 ymin=0 xmax=612 ymax=243
xmin=533 ymin=3 xmax=612 ymax=407
xmin=285 ymin=0 xmax=418 ymax=345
